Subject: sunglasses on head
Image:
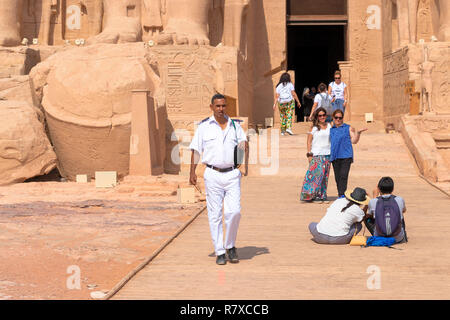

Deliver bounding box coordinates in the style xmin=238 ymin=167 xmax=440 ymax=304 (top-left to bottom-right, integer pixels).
xmin=334 ymin=116 xmax=343 ymax=120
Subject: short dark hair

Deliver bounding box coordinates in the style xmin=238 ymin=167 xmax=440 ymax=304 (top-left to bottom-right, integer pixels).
xmin=211 ymin=93 xmax=226 ymax=105
xmin=378 ymin=177 xmax=394 ymax=194
xmin=318 ymin=83 xmax=327 ymax=92
xmin=332 ymin=109 xmax=344 ymax=118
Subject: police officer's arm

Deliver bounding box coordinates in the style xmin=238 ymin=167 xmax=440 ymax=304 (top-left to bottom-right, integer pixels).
xmin=236 ymin=124 xmax=249 ymax=176
xmin=239 ymin=140 xmax=249 ymax=176
xmin=189 ymin=150 xmax=200 ymax=185
xmin=189 ymin=126 xmax=203 ymax=186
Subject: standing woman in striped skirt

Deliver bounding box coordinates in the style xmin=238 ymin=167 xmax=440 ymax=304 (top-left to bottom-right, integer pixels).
xmin=300 ymin=107 xmax=332 ymax=203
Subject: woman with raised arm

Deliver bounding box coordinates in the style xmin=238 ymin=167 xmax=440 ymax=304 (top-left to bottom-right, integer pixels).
xmin=329 ymin=109 xmax=368 ymax=198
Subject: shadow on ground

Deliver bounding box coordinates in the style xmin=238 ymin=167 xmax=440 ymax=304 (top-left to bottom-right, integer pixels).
xmin=209 ymin=246 xmax=270 ymax=260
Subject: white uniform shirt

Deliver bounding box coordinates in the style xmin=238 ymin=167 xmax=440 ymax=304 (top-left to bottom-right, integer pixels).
xmin=189 ymin=115 xmax=247 ymax=169
xmin=329 ymin=81 xmax=347 ymax=100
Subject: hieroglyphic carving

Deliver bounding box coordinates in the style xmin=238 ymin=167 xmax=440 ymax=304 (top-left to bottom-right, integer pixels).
xmin=416 ymin=0 xmax=433 ymax=42
xmin=383 ymin=47 xmax=410 ymax=117
xmin=352 ymin=13 xmax=370 ymax=82
xmin=166 ymin=61 xmax=183 ymax=113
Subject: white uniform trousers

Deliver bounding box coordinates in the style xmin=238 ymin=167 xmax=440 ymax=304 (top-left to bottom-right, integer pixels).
xmin=203 ymin=167 xmax=242 ymax=256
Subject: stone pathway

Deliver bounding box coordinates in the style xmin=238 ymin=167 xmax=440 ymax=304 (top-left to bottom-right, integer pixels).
xmin=112 ymin=122 xmax=450 ymax=299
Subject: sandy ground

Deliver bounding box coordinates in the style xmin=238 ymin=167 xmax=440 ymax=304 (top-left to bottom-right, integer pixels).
xmin=0 ymin=175 xmax=204 ymax=300
xmin=112 ymin=123 xmax=450 ymax=300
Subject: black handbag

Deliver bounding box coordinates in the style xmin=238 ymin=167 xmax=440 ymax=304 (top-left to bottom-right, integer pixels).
xmin=231 ymin=119 xmax=245 ymax=168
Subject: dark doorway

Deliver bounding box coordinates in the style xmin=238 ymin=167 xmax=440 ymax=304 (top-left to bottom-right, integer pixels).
xmin=287 ymin=25 xmax=345 ymax=122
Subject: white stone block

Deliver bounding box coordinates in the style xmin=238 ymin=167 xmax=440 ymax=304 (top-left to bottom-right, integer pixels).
xmin=177 ymin=187 xmax=195 ymax=203
xmin=76 ymin=174 xmax=88 ymax=183
xmin=365 ymin=113 xmax=374 ymax=123
xmin=95 ymin=171 xmax=117 ymax=188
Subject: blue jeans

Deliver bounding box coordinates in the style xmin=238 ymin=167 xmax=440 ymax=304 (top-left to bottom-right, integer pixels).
xmin=332 ymin=99 xmax=345 ymax=114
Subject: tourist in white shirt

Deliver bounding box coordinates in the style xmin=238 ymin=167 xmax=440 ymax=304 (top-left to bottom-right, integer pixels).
xmin=309 ymin=83 xmax=333 ymax=122
xmin=308 ymin=187 xmax=370 ymax=244
xmin=273 ymin=72 xmax=301 ymax=136
xmin=328 ymin=70 xmax=348 ymax=114
xmin=300 ymin=107 xmax=332 ymax=203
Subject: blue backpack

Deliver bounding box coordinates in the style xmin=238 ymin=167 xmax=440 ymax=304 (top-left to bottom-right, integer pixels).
xmin=374 ymin=195 xmax=402 ymax=237
xmin=365 ymin=236 xmax=396 ymax=247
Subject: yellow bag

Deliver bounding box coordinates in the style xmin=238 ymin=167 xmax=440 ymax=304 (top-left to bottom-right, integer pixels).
xmin=349 ymin=224 xmax=367 ymax=246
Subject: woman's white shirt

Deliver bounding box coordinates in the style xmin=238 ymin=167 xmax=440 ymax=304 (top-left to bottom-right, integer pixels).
xmin=316 ymin=198 xmax=365 ymax=236
xmin=276 ymin=82 xmax=295 ymax=103
xmin=329 ymin=81 xmax=347 ymax=100
xmin=310 ymin=123 xmax=331 ymax=156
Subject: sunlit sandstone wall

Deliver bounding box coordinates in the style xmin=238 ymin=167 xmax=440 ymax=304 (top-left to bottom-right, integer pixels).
xmin=346 ymin=0 xmax=384 ymax=121
xmin=250 ymin=0 xmax=286 ymax=127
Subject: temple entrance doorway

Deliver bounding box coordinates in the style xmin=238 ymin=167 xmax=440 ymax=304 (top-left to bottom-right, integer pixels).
xmin=286 ymin=0 xmax=347 ymax=122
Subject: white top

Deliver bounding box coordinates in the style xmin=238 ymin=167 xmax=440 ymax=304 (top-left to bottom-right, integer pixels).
xmin=309 ymin=123 xmax=331 ymax=156
xmin=316 ymin=198 xmax=365 ymax=237
xmin=329 ymin=81 xmax=347 ymax=100
xmin=189 ymin=115 xmax=247 ymax=169
xmin=276 ymin=82 xmax=295 ymax=103
xmin=313 ymin=92 xmax=333 ymax=114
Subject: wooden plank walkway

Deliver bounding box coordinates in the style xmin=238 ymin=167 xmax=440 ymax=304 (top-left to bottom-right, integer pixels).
xmin=112 ymin=124 xmax=450 ymax=299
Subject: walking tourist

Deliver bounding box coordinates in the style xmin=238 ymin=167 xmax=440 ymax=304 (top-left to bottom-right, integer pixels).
xmin=308 ymin=187 xmax=370 ymax=244
xmin=300 ymin=107 xmax=331 ymax=203
xmin=309 ymin=83 xmax=333 ymax=122
xmin=273 ymin=72 xmax=301 ymax=135
xmin=328 ymin=71 xmax=348 ymax=114
xmin=189 ymin=94 xmax=249 ymax=265
xmin=301 ymin=87 xmax=314 ymax=121
xmin=330 ymin=109 xmax=367 ymax=198
xmin=365 ymin=177 xmax=408 ymax=244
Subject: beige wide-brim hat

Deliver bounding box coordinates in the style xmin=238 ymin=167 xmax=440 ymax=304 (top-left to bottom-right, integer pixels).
xmin=344 ymin=187 xmax=370 ymax=206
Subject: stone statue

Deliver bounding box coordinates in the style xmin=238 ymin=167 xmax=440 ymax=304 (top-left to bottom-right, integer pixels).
xmin=394 ymin=0 xmax=450 ymax=44
xmin=0 ymin=0 xmax=23 ymax=47
xmin=41 ymin=0 xmax=59 ymax=45
xmin=158 ymin=0 xmax=211 ymax=45
xmin=437 ymin=0 xmax=450 ymax=41
xmin=142 ymin=0 xmax=165 ymax=42
xmin=87 ymin=0 xmax=142 ymax=44
xmin=420 ymin=46 xmax=434 ymax=113
xmin=223 ymin=0 xmax=249 ymax=49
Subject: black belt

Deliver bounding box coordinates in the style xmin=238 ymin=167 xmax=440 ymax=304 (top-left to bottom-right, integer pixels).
xmin=206 ymin=164 xmax=236 ymax=173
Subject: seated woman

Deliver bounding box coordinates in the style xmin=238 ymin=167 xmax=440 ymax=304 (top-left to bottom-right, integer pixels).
xmin=308 ymin=187 xmax=370 ymax=244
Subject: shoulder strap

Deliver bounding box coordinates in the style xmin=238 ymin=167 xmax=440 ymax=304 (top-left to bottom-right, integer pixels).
xmin=230 ymin=119 xmax=236 ymax=130
xmin=200 ymin=117 xmax=209 ymax=124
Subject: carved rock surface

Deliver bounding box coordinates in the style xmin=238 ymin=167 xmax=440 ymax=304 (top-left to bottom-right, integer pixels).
xmin=0 ymin=100 xmax=57 ymax=185
xmin=30 ymin=43 xmax=162 ymax=180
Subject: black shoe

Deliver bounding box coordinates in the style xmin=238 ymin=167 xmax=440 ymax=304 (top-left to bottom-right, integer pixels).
xmin=226 ymin=247 xmax=239 ymax=263
xmin=216 ymin=254 xmax=227 ymax=265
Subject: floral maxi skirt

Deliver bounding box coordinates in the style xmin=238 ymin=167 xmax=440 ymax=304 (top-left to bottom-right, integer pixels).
xmin=278 ymin=100 xmax=295 ymax=132
xmin=300 ymin=155 xmax=331 ymax=201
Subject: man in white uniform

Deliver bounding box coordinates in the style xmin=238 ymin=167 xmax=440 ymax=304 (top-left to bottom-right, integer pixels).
xmin=189 ymin=94 xmax=248 ymax=265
